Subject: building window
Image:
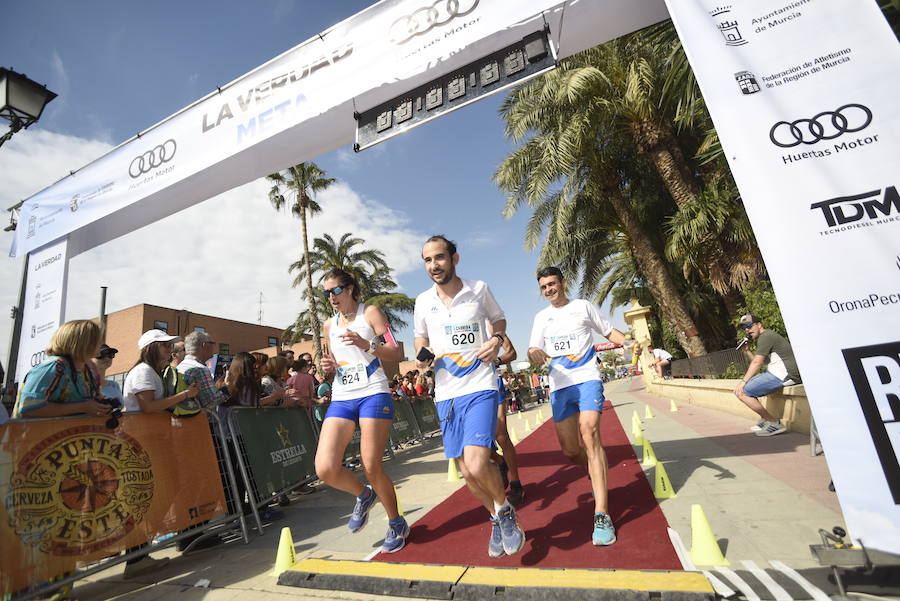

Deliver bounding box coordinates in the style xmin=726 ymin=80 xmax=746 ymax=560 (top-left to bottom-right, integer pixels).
xmin=153 ymin=320 xmax=168 ymax=333
xmin=267 ymin=336 xmax=279 ymax=347
xmin=219 ymin=343 xmax=230 ymax=355
xmin=194 ymin=326 xmax=206 ymax=333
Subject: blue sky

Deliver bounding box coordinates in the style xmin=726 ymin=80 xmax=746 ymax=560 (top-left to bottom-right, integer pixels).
xmin=0 ymin=0 xmax=629 ymax=370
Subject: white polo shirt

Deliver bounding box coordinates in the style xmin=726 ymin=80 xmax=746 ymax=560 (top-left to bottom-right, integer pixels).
xmin=529 ymin=299 xmax=613 ymax=391
xmin=414 ymin=278 xmax=505 ymax=402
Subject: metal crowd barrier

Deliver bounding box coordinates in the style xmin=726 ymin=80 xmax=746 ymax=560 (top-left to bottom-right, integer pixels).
xmin=670 ymin=348 xmax=751 ymax=378
xmin=3 ymin=409 xmax=247 ymax=601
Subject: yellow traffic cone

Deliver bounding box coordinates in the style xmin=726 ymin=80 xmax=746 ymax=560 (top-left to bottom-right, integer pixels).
xmin=633 ymin=424 xmax=645 ymax=446
xmin=632 ymin=410 xmax=642 ymax=426
xmin=447 ymin=459 xmax=461 ymax=482
xmin=644 ymin=405 xmax=654 ymax=419
xmin=272 ymin=526 xmax=297 ymax=576
xmin=689 ymin=504 xmax=729 ymax=566
xmin=654 ymin=462 xmax=676 ymax=499
xmin=670 ymin=399 xmax=679 ymax=412
xmin=385 ymin=486 xmax=404 ymax=520
xmin=539 ymin=408 xmax=546 ymax=421
xmin=524 ymin=418 xmax=532 ymax=433
xmin=510 ymin=427 xmax=520 ymax=445
xmin=642 ymin=439 xmax=657 ymax=467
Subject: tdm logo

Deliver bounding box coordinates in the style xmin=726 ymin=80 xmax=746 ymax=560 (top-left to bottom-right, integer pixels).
xmin=810 ymin=186 xmax=899 ymax=234
xmin=842 ymin=342 xmax=900 ymax=503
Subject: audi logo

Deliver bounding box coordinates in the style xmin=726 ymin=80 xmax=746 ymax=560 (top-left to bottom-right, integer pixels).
xmin=129 ymin=139 xmax=177 ymax=178
xmin=389 ymin=0 xmax=479 ymax=45
xmin=31 ymin=351 xmax=46 ymax=367
xmin=769 ymin=103 xmax=872 ymax=148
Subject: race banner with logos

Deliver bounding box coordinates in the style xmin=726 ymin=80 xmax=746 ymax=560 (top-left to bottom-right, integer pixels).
xmin=232 ymin=407 xmax=316 ymax=498
xmin=664 ymin=0 xmax=900 ymax=554
xmin=15 ymin=237 xmax=69 ymax=384
xmin=0 ymin=413 xmax=226 ymax=594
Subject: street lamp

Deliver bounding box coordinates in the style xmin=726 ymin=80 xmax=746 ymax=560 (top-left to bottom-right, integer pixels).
xmin=0 ymin=67 xmax=57 ymax=148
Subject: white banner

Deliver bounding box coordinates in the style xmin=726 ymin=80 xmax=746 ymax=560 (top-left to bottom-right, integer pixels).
xmin=664 ymin=0 xmax=900 ymax=554
xmin=16 ymin=238 xmax=69 ymax=383
xmin=9 ymin=0 xmax=668 ymax=260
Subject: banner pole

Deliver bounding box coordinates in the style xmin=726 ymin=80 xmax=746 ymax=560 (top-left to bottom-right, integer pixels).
xmin=4 ymin=253 xmax=28 ymax=391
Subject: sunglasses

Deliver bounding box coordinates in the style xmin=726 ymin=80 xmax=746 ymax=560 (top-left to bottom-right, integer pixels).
xmin=323 ymin=286 xmax=345 ymax=297
xmin=740 ymin=323 xmax=754 ymax=331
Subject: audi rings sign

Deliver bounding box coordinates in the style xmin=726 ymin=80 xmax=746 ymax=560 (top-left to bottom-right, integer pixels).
xmin=129 ymin=139 xmax=177 ymax=179
xmin=665 ymin=0 xmax=900 ymax=555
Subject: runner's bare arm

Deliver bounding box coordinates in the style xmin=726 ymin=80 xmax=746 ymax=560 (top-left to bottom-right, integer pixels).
xmin=360 ymin=304 xmax=403 ymax=362
xmin=605 ymin=328 xmax=627 ymax=346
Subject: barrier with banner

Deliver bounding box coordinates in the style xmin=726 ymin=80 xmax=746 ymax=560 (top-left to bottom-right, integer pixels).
xmin=390 ymin=400 xmax=420 ymax=445
xmin=665 ymin=0 xmax=900 ymax=554
xmin=230 ymin=407 xmax=317 ymax=498
xmin=0 ymin=413 xmax=227 ymax=594
xmin=409 ymin=397 xmax=440 ymax=435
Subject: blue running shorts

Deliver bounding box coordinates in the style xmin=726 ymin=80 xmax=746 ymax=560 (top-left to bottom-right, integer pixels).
xmin=436 ymin=390 xmax=499 ymax=459
xmin=325 ymin=392 xmax=394 ymax=422
xmin=550 ymin=380 xmax=605 ymax=422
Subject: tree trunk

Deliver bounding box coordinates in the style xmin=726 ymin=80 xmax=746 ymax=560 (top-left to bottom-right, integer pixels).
xmin=300 ymin=200 xmax=323 ymax=364
xmin=635 ymin=120 xmax=733 ymax=294
xmin=605 ymin=186 xmax=707 ymax=357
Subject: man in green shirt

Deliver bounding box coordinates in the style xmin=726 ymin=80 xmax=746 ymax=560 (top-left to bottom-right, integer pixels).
xmin=733 ymin=314 xmax=802 ymax=437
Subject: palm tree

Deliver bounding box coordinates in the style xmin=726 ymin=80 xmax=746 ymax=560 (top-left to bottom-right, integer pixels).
xmin=283 ymin=233 xmax=415 ymax=344
xmin=495 ymin=70 xmax=709 ymax=356
xmin=267 ymin=162 xmax=335 ymax=361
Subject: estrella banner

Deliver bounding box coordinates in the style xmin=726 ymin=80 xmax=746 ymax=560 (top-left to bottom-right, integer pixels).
xmin=231 ymin=407 xmax=317 ymax=498
xmin=391 ymin=400 xmax=418 ymax=445
xmin=0 ymin=413 xmax=226 ymax=594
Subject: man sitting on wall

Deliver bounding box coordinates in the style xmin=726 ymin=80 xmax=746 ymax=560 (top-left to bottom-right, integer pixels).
xmin=733 ymin=314 xmax=802 ymax=437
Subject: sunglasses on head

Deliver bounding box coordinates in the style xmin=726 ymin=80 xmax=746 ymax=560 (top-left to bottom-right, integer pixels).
xmin=323 ymin=286 xmax=345 ymax=297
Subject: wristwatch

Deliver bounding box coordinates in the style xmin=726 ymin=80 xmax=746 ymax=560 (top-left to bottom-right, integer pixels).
xmin=368 ymin=339 xmax=379 ymax=353
xmin=492 ymin=333 xmax=505 ymax=345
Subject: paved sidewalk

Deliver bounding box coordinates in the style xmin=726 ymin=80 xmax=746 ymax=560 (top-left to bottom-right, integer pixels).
xmin=64 ymin=379 xmax=882 ymax=601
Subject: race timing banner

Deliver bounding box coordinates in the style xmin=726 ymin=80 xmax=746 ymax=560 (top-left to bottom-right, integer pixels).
xmin=664 ymin=0 xmax=900 ymax=554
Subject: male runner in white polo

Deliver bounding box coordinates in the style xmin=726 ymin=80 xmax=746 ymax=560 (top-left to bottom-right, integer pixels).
xmin=527 ymin=266 xmax=628 ymax=546
xmin=414 ymin=235 xmax=525 ymax=558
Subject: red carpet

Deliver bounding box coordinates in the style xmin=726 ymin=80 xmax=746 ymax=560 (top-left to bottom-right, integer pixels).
xmin=374 ymin=400 xmax=681 ymax=569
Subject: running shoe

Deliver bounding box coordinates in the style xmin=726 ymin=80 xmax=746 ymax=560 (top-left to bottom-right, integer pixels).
xmin=592 ymin=512 xmax=617 ymax=546
xmin=508 ymin=481 xmax=525 ymax=506
xmin=348 ymin=485 xmax=377 ymax=532
xmin=496 ymin=505 xmax=525 ymax=555
xmin=750 ymin=419 xmax=766 ymax=431
xmin=381 ymin=517 xmax=410 ymax=553
xmin=487 ymin=517 xmax=505 ymax=558
xmin=755 ymin=420 xmax=787 ymax=437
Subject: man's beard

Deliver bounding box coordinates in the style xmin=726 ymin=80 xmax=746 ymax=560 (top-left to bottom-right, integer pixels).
xmin=432 ymin=265 xmax=455 ymax=285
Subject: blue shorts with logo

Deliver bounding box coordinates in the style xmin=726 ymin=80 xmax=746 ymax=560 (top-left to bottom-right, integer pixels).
xmin=436 ymin=390 xmax=499 ymax=459
xmin=325 ymin=392 xmax=394 ymax=422
xmin=550 ymin=380 xmax=605 ymax=422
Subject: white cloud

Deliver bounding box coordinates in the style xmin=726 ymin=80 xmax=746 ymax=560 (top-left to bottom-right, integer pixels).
xmin=0 ymin=131 xmax=425 ymax=376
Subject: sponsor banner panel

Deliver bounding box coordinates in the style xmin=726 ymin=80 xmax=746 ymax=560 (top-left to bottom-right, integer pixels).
xmin=233 ymin=407 xmax=316 ymax=497
xmin=15 ymin=238 xmax=69 ymax=383
xmin=410 ymin=397 xmax=441 ymax=433
xmin=391 ymin=400 xmax=419 ymax=445
xmin=0 ymin=413 xmax=225 ymax=594
xmin=10 ymin=0 xmax=673 ymax=258
xmin=665 ymin=0 xmax=900 ymax=553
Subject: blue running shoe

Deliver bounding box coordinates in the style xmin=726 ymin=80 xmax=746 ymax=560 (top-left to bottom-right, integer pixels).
xmin=381 ymin=516 xmax=410 ymax=553
xmin=348 ymin=485 xmax=377 ymax=533
xmin=497 ymin=505 xmax=525 ymax=556
xmin=488 ymin=517 xmax=505 ymax=557
xmin=592 ymin=512 xmax=616 ymax=546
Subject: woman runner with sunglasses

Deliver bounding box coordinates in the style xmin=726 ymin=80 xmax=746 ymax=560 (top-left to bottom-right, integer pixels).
xmin=314 ymin=268 xmax=409 ymax=553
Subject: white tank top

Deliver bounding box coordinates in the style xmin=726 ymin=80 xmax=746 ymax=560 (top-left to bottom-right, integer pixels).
xmin=329 ymin=304 xmax=388 ymax=401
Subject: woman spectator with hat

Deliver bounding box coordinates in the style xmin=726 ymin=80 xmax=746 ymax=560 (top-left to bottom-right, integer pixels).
xmin=123 ymin=329 xmax=200 ymax=414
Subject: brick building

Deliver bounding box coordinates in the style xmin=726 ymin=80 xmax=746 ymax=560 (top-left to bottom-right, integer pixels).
xmin=104 ymin=304 xmax=296 ymax=383
xmin=104 ymin=303 xmax=404 ymax=383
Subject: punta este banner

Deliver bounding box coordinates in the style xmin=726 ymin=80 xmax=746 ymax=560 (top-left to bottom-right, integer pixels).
xmin=664 ymin=0 xmax=900 ymax=554
xmin=0 ymin=414 xmax=226 ymax=594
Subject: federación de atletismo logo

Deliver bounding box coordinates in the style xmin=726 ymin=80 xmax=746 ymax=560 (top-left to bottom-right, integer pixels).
xmin=4 ymin=426 xmax=154 ymax=556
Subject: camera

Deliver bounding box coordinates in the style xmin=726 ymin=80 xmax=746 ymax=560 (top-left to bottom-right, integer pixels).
xmin=97 ymin=396 xmax=123 ymax=429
